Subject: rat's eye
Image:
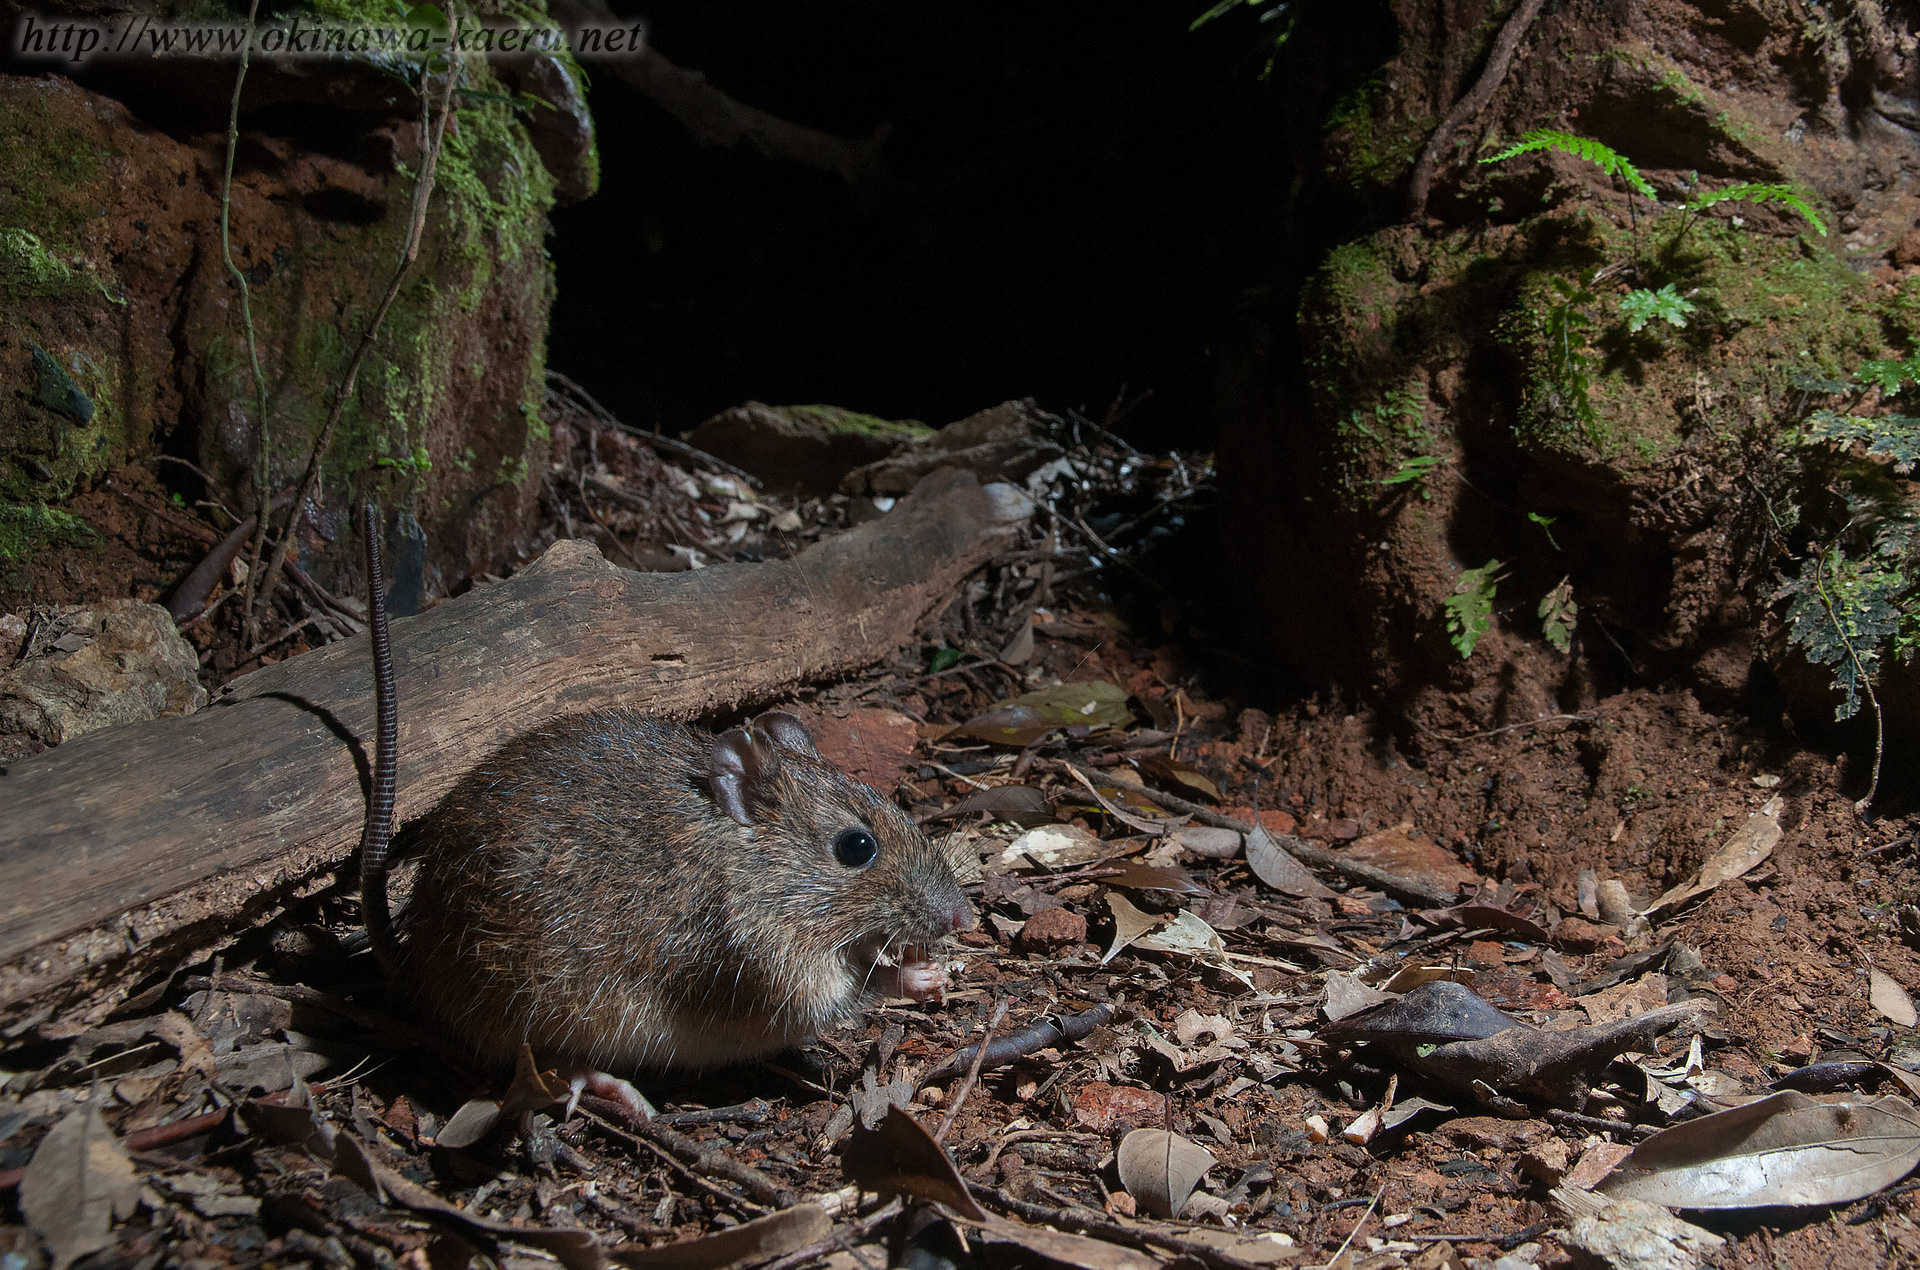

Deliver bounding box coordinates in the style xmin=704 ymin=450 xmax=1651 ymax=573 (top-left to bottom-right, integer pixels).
xmin=833 ymin=828 xmax=879 ymax=869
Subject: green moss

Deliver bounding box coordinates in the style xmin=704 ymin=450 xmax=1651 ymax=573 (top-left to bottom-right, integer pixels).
xmin=0 ymin=229 xmax=122 ymax=305
xmin=0 ymin=502 xmax=96 ymax=565
xmin=0 ymin=89 xmax=107 ymax=253
xmin=199 ymin=44 xmax=560 ymax=512
xmin=1882 ymin=274 xmax=1920 ymax=350
xmin=1325 ymin=78 xmax=1428 ymax=192
xmin=783 ymin=405 xmax=932 ymax=442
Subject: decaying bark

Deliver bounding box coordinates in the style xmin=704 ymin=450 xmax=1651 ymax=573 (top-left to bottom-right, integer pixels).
xmin=0 ymin=470 xmax=1029 ymax=1016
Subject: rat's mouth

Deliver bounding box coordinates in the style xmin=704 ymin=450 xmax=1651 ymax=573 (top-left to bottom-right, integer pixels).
xmin=846 ymin=933 xmax=935 ymax=974
xmin=845 ymin=934 xmax=950 ymax=1002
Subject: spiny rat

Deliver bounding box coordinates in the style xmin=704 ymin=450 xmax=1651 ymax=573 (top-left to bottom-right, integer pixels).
xmin=354 ymin=505 xmax=975 ymax=1112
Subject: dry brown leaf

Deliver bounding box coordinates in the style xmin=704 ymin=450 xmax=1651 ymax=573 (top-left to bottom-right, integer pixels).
xmin=1101 ymin=859 xmax=1208 ymax=896
xmin=20 ymin=1102 xmax=142 ymax=1270
xmin=1135 ymin=753 xmax=1221 ymax=802
xmin=1177 ymin=1229 xmax=1302 ymax=1264
xmin=998 ymin=824 xmax=1107 ymax=870
xmin=970 ymin=1212 xmax=1162 ymax=1270
xmin=1641 ymin=797 xmax=1782 ymax=918
xmin=841 ymin=1103 xmax=985 ymax=1219
xmin=435 ymin=1097 xmax=503 ymax=1149
xmin=147 ymin=1010 xmax=222 ymax=1083
xmin=1245 ymin=825 xmax=1337 ymax=899
xmin=1116 ymin=1127 xmax=1217 ymax=1218
xmin=1065 ymin=764 xmax=1188 ymax=835
xmin=930 ymin=784 xmax=1053 ymax=825
xmin=1597 ymin=1091 xmax=1920 ymax=1209
xmin=502 ymin=1044 xmax=570 ymax=1118
xmin=611 ymin=1206 xmax=831 ymax=1269
xmin=1872 ymin=970 xmax=1917 ymax=1029
xmin=331 ymin=1130 xmax=607 ymax=1268
xmin=946 ymin=681 xmax=1133 ymax=746
xmin=1102 ymin=892 xmax=1166 ymax=964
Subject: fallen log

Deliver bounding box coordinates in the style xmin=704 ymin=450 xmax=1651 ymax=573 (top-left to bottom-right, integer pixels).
xmin=0 ymin=470 xmax=1030 ymax=1016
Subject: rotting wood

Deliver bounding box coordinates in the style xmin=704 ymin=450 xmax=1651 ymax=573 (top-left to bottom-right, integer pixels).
xmin=0 ymin=470 xmax=1029 ymax=1015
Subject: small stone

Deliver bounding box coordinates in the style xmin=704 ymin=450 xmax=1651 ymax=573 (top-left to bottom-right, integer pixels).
xmin=1710 ymin=973 xmax=1739 ymax=993
xmin=1439 ymin=1116 xmax=1547 ymax=1150
xmin=1072 ymin=1082 xmax=1167 ymax=1132
xmin=1595 ymin=880 xmax=1636 ymax=925
xmin=1562 ymin=1141 xmax=1634 ymax=1191
xmin=1780 ymin=1034 xmax=1815 ymax=1065
xmin=1895 ymin=225 xmax=1920 ymax=269
xmin=1519 ymin=1138 xmax=1571 ymax=1185
xmin=1330 ymin=818 xmax=1362 ymax=840
xmin=1464 ymin=939 xmax=1508 ymax=970
xmin=1550 ymin=917 xmax=1615 ymax=953
xmin=1017 ymin=906 xmax=1088 ymax=954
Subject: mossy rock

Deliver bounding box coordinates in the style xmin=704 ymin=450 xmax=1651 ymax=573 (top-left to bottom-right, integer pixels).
xmin=1 ymin=21 xmax=584 ymax=600
xmin=684 ymin=402 xmax=934 ymax=495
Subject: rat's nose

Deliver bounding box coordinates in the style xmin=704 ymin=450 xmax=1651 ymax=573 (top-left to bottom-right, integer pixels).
xmin=947 ymin=903 xmax=976 ymax=933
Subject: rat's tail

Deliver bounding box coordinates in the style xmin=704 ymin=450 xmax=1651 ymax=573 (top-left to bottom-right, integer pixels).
xmin=360 ymin=500 xmax=402 ymax=974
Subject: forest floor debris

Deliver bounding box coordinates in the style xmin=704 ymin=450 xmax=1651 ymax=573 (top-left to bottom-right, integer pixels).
xmin=4 ymin=414 xmax=1920 ymax=1270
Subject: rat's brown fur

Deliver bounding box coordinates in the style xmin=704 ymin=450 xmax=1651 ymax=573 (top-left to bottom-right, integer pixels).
xmin=392 ymin=710 xmax=971 ymax=1072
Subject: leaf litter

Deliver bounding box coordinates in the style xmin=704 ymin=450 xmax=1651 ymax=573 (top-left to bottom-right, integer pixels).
xmin=4 ymin=410 xmax=1919 ymax=1270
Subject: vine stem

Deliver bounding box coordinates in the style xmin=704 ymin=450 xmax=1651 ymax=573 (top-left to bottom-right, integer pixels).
xmin=251 ymin=49 xmax=460 ymax=619
xmin=1404 ymin=0 xmax=1545 ymax=220
xmin=1812 ymin=543 xmax=1885 ymax=815
xmin=217 ymin=0 xmax=273 ymax=640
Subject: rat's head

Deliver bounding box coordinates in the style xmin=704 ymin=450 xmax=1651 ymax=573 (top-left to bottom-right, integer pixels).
xmin=707 ymin=711 xmax=973 ymax=1005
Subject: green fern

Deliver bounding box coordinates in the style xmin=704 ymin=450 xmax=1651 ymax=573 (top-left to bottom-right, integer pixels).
xmin=1854 ymin=354 xmax=1920 ymax=395
xmin=1775 ymin=545 xmax=1908 ymax=721
xmin=1619 ymin=284 xmax=1696 ymax=332
xmin=1803 ymin=410 xmax=1920 ymax=474
xmin=1445 ymin=560 xmax=1504 ymax=658
xmin=1538 ymin=576 xmax=1577 ymax=653
xmin=1683 ymin=182 xmax=1827 ymax=237
xmin=1482 ymin=129 xmax=1657 ymax=200
xmin=1379 ymin=453 xmax=1441 ymax=497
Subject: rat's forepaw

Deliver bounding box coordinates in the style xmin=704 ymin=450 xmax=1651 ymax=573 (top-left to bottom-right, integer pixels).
xmin=560 ymin=1067 xmax=657 ymax=1123
xmin=873 ymin=946 xmax=950 ymax=1002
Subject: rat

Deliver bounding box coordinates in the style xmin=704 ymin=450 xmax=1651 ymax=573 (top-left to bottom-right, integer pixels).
xmin=353 ymin=503 xmax=975 ymax=1116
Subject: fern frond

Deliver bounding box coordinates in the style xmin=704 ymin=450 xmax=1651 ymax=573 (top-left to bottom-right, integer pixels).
xmin=1683 ymin=182 xmax=1828 ymax=236
xmin=1481 ymin=129 xmax=1657 ymax=200
xmin=1804 ymin=410 xmax=1920 ymax=473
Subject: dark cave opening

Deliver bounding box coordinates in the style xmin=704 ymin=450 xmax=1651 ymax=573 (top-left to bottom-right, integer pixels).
xmin=545 ymin=0 xmax=1287 ymax=454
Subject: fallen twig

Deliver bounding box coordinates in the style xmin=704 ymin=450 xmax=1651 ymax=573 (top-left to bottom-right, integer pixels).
xmin=1543 ymin=1108 xmax=1657 ymax=1139
xmin=978 ymin=1187 xmax=1272 ymax=1270
xmin=1056 ymin=762 xmax=1458 ymax=906
xmin=548 ymin=371 xmax=763 ymax=489
xmin=921 ymin=1003 xmax=1119 ymax=1086
xmin=934 ymin=997 xmax=1008 ymax=1143
xmin=578 ymin=1096 xmax=798 ymax=1208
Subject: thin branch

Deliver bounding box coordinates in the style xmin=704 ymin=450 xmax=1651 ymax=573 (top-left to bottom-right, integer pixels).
xmin=546 ymin=371 xmax=763 ymax=488
xmin=217 ymin=0 xmax=272 ymax=637
xmin=933 ymin=997 xmax=1007 ymax=1144
xmin=1418 ymin=711 xmax=1598 ymax=743
xmin=253 ymin=57 xmax=459 ymax=617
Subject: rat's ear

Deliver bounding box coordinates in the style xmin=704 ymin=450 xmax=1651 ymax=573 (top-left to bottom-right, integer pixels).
xmin=752 ymin=710 xmax=820 ymax=757
xmin=709 ymin=725 xmax=783 ymax=826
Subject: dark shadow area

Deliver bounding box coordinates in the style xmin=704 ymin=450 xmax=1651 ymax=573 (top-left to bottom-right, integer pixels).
xmin=547 ymin=0 xmax=1281 ymax=453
